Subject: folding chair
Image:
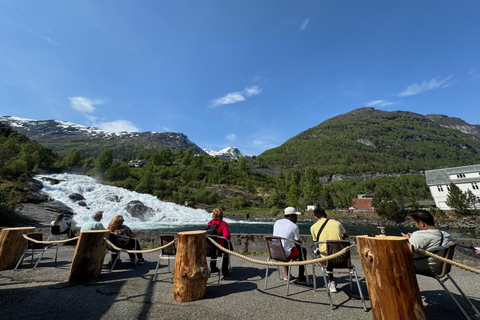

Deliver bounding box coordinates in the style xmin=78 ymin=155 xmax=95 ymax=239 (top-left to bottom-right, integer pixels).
xmin=153 ymin=234 xmax=176 ymax=282
xmin=417 ymin=243 xmax=480 ymax=320
xmin=264 ymin=236 xmax=309 ymax=296
xmin=106 ymin=233 xmax=138 ymax=274
xmin=14 ymin=233 xmax=58 ymax=270
xmin=312 ymin=240 xmax=367 ymax=311
xmin=206 ymin=235 xmax=232 ymax=286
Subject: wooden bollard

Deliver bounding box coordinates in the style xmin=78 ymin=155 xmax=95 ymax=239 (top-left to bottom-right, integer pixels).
xmin=173 ymin=230 xmax=210 ymax=302
xmin=69 ymin=230 xmax=109 ymax=283
xmin=0 ymin=227 xmax=35 ymax=270
xmin=357 ymin=235 xmax=426 ymax=320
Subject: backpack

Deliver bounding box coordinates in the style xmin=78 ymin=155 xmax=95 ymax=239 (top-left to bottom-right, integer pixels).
xmin=205 ymin=223 xmax=219 ymax=256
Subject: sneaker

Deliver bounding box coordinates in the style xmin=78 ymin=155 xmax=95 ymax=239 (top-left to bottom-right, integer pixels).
xmin=284 ymin=274 xmax=296 ymax=281
xmin=328 ymin=281 xmax=337 ymax=293
xmin=137 ymin=258 xmax=146 ymax=265
xmin=295 ymin=278 xmax=308 ymax=285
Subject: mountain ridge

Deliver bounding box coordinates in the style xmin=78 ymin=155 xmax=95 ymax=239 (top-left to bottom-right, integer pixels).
xmin=0 ymin=116 xmax=207 ymax=158
xmin=258 ymin=107 xmax=480 ymax=174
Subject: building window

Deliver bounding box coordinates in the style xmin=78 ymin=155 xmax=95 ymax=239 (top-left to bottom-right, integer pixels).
xmin=437 ymin=185 xmax=444 ymax=192
xmin=456 ymin=173 xmax=466 ymax=178
xmin=472 ymin=183 xmax=479 ymax=190
xmin=447 ymin=185 xmax=451 ymax=192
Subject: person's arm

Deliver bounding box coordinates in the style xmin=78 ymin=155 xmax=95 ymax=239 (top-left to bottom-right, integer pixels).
xmin=221 ymin=221 xmax=231 ymax=240
xmin=340 ymin=223 xmax=349 ymax=239
xmin=123 ymin=225 xmax=135 ymax=238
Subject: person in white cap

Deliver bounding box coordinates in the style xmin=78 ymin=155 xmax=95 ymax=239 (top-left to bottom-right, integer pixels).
xmin=272 ymin=206 xmax=307 ymax=284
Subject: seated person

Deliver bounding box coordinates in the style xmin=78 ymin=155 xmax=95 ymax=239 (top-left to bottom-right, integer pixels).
xmin=273 ymin=207 xmax=307 ymax=284
xmin=80 ymin=211 xmax=106 ymax=231
xmin=50 ymin=213 xmax=75 ymax=238
xmin=207 ymin=208 xmax=231 ymax=275
xmin=401 ymin=210 xmax=454 ymax=276
xmin=310 ymin=207 xmax=349 ymax=293
xmin=107 ymin=215 xmax=145 ymax=265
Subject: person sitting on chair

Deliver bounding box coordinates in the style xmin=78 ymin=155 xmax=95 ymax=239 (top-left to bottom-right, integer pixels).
xmin=207 ymin=208 xmax=231 ymax=275
xmin=80 ymin=211 xmax=106 ymax=231
xmin=401 ymin=210 xmax=454 ymax=276
xmin=310 ymin=207 xmax=349 ymax=293
xmin=107 ymin=215 xmax=145 ymax=265
xmin=50 ymin=213 xmax=75 ymax=238
xmin=273 ymin=206 xmax=307 ymax=285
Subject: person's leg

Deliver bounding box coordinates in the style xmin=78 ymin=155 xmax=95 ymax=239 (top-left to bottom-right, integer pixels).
xmin=221 ymin=254 xmax=229 ymax=275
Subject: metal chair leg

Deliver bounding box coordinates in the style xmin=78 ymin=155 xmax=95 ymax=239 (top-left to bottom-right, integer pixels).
xmin=436 ymin=277 xmax=472 ymax=320
xmin=217 ymin=255 xmax=223 ymax=286
xmin=153 ymin=253 xmax=162 ymax=282
xmin=445 ymin=274 xmax=480 ymax=317
xmin=321 ymin=266 xmax=333 ymax=310
xmin=312 ymin=263 xmax=317 ymax=292
xmin=109 ymin=252 xmax=120 ymax=274
xmin=14 ymin=249 xmax=28 ymax=271
xmin=264 ymin=257 xmax=270 ymax=289
xmin=353 ymin=267 xmax=367 ymax=312
xmin=286 ymin=265 xmax=291 ymax=296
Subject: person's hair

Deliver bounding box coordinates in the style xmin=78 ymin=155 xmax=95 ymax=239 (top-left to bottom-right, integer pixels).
xmin=410 ymin=210 xmax=435 ymax=226
xmin=212 ymin=208 xmax=223 ymax=220
xmin=313 ymin=208 xmax=327 ymax=219
xmin=107 ymin=215 xmax=124 ymax=231
xmin=53 ymin=213 xmax=64 ymax=225
xmin=93 ymin=211 xmax=103 ymax=220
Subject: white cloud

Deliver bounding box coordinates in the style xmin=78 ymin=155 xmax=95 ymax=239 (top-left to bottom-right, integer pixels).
xmin=226 ymin=133 xmax=237 ymax=142
xmin=244 ymin=85 xmax=261 ymax=97
xmin=397 ymin=76 xmax=453 ymax=97
xmin=210 ymin=85 xmax=262 ymax=108
xmin=299 ymin=18 xmax=310 ymax=32
xmin=69 ymin=96 xmax=104 ymax=113
xmin=97 ymin=120 xmax=139 ymax=132
xmin=365 ymin=100 xmax=396 ymax=107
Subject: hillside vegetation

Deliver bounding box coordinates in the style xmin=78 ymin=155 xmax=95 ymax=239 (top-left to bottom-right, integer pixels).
xmin=258 ymin=108 xmax=480 ymax=174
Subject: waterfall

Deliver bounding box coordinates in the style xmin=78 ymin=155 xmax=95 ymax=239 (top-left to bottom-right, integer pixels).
xmin=35 ymin=173 xmax=219 ymax=230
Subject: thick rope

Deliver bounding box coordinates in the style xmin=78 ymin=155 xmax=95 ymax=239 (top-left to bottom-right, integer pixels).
xmin=104 ymin=238 xmax=176 ymax=254
xmin=207 ymin=236 xmax=354 ymax=266
xmin=416 ymin=249 xmax=480 ymax=275
xmin=23 ymin=234 xmax=79 ymax=244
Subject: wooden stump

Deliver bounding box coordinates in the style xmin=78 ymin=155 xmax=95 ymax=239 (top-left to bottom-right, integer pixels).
xmin=0 ymin=227 xmax=36 ymax=271
xmin=173 ymin=230 xmax=209 ymax=302
xmin=69 ymin=230 xmax=109 ymax=283
xmin=357 ymin=235 xmax=426 ymax=320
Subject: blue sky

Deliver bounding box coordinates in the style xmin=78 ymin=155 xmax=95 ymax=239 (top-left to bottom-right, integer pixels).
xmin=1 ymin=1 xmax=479 ymax=156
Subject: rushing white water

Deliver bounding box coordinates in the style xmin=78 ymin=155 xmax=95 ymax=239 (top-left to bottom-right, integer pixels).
xmin=35 ymin=173 xmax=229 ymax=230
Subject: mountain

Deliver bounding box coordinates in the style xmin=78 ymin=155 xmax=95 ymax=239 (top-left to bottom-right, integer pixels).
xmin=0 ymin=116 xmax=206 ymax=158
xmin=203 ymin=147 xmax=246 ymax=160
xmin=257 ymin=107 xmax=480 ymax=175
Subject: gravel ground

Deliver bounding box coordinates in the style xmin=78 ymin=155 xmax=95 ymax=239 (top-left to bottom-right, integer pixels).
xmin=1 ymin=246 xmax=479 ymax=320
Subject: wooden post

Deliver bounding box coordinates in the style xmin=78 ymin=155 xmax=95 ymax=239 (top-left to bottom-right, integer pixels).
xmin=173 ymin=230 xmax=210 ymax=302
xmin=357 ymin=235 xmax=426 ymax=320
xmin=69 ymin=230 xmax=109 ymax=283
xmin=0 ymin=227 xmax=36 ymax=270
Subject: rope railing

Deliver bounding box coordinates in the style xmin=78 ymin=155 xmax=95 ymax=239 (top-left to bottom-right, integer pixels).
xmin=416 ymin=248 xmax=480 ymax=275
xmin=207 ymin=236 xmax=354 ymax=266
xmin=104 ymin=237 xmax=176 ymax=254
xmin=23 ymin=234 xmax=79 ymax=244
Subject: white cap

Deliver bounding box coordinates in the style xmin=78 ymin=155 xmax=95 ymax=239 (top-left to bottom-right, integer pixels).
xmin=284 ymin=207 xmax=301 ymax=215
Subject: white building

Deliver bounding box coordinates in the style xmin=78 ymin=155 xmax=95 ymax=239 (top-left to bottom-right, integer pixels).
xmin=425 ymin=164 xmax=480 ymax=210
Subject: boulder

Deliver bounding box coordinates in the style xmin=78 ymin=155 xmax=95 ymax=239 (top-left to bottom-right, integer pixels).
xmin=69 ymin=193 xmax=85 ymax=201
xmin=105 ymin=193 xmax=121 ymax=202
xmin=125 ymin=200 xmax=155 ymax=221
xmin=41 ymin=177 xmax=63 ymax=185
xmin=78 ymin=201 xmax=88 ymax=207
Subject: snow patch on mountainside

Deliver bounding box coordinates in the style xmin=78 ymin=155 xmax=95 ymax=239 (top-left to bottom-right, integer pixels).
xmin=203 ymin=147 xmax=246 ymax=160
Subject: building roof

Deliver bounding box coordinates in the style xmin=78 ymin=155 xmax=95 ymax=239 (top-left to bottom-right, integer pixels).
xmin=425 ymin=164 xmax=480 ymax=185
